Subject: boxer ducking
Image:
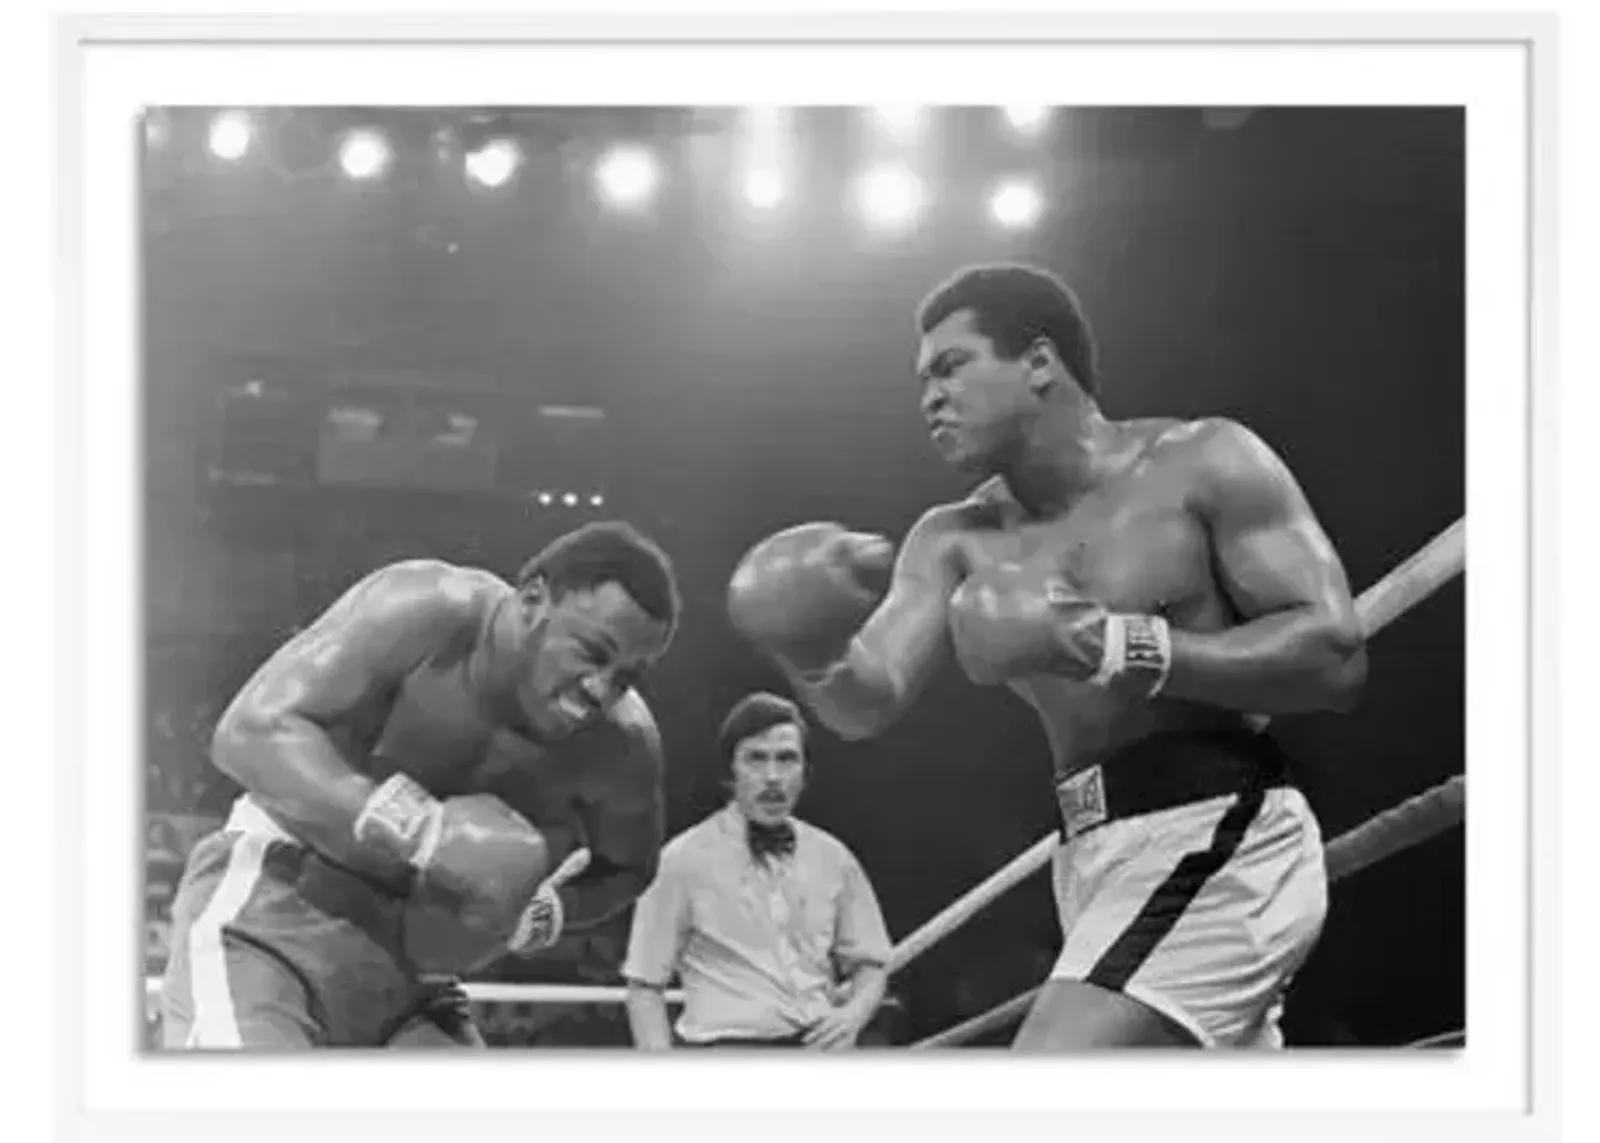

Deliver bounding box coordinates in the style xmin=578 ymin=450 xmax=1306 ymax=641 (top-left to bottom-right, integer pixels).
xmin=159 ymin=521 xmax=677 ymax=1049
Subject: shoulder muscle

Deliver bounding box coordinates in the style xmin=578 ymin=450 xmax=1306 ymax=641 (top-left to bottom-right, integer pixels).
xmin=1175 ymin=418 xmax=1305 ymax=520
xmin=226 ymin=561 xmax=489 ymax=725
xmin=572 ymin=690 xmax=665 ymax=802
xmin=894 ymin=501 xmax=969 ymax=583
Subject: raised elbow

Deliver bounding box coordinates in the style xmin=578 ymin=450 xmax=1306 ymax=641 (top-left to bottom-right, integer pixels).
xmin=820 ymin=680 xmax=903 ymax=742
xmin=825 ymin=706 xmax=894 ymax=743
xmin=829 ymin=719 xmax=877 ymax=743
xmin=1320 ymin=624 xmax=1368 ymax=713
xmin=209 ymin=705 xmax=273 ymax=783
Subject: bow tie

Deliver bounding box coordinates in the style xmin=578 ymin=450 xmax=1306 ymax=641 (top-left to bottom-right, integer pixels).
xmin=747 ymin=820 xmax=796 ymax=863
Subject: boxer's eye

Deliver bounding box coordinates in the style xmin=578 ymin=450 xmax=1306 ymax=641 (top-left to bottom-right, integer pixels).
xmin=612 ymin=667 xmax=641 ymax=694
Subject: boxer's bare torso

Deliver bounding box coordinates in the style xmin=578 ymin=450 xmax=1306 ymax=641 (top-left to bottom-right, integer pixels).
xmin=929 ymin=419 xmax=1251 ymax=780
xmin=227 ymin=562 xmax=639 ymax=845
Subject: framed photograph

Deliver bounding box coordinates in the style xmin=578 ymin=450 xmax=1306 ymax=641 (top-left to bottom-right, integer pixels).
xmin=51 ymin=6 xmax=1561 ymax=1141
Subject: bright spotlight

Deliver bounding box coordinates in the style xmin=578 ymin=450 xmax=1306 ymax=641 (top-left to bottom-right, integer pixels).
xmin=1002 ymin=106 xmax=1052 ymax=135
xmin=595 ymin=147 xmax=660 ymax=208
xmin=590 ymin=494 xmax=605 ymax=508
xmin=339 ymin=130 xmax=391 ymax=180
xmin=536 ymin=492 xmax=554 ymax=506
xmin=465 ymin=139 xmax=521 ymax=188
xmin=143 ymin=109 xmax=172 ymax=150
xmin=743 ymin=168 xmax=785 ymax=210
xmin=870 ymin=105 xmax=927 ymax=142
xmin=563 ymin=493 xmax=580 ymax=507
xmin=855 ymin=165 xmax=925 ymax=230
xmin=990 ymin=180 xmax=1044 ymax=229
xmin=208 ymin=111 xmax=253 ymax=161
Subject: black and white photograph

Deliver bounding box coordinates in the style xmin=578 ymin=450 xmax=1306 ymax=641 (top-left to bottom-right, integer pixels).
xmin=138 ymin=102 xmax=1465 ymax=1053
xmin=39 ymin=10 xmax=1574 ymax=1141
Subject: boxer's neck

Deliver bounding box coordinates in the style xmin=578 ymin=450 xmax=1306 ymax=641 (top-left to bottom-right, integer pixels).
xmin=470 ymin=593 xmax=543 ymax=739
xmin=1000 ymin=403 xmax=1120 ymax=518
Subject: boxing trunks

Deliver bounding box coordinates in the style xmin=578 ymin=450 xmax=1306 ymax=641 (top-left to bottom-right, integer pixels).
xmin=157 ymin=795 xmax=481 ymax=1049
xmin=1048 ymin=728 xmax=1328 ymax=1047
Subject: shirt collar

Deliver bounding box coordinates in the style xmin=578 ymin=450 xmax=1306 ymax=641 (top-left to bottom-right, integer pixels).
xmin=718 ymin=802 xmax=802 ymax=845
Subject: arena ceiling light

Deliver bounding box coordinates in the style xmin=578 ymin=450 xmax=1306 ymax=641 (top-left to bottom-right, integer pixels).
xmin=338 ymin=129 xmax=392 ymax=180
xmin=207 ymin=111 xmax=254 ymax=161
xmin=144 ymin=109 xmax=172 ymax=150
xmin=1002 ymin=106 xmax=1052 ymax=136
xmin=854 ymin=164 xmax=926 ymax=230
xmin=742 ymin=168 xmax=786 ymax=211
xmin=989 ymin=179 xmax=1045 ymax=230
xmin=464 ymin=139 xmax=521 ymax=188
xmin=594 ymin=146 xmax=661 ymax=209
xmin=869 ymin=105 xmax=928 ymax=143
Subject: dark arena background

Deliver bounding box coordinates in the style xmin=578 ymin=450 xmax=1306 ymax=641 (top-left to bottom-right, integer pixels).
xmin=140 ymin=105 xmax=1464 ymax=1049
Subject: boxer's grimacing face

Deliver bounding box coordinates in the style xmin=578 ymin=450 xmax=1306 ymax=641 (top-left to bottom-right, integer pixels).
xmin=514 ymin=579 xmax=669 ymax=738
xmin=730 ymin=723 xmax=806 ymax=827
xmin=917 ymin=308 xmax=1041 ymax=473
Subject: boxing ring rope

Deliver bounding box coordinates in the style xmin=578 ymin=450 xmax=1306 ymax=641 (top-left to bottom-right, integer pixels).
xmin=141 ymin=977 xmax=683 ymax=1007
xmin=143 ymin=516 xmax=1466 ymax=1042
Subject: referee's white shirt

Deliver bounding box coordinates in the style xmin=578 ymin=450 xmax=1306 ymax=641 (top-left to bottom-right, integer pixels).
xmin=623 ymin=804 xmax=891 ymax=1043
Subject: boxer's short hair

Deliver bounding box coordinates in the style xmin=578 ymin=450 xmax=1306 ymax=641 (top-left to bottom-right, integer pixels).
xmin=917 ymin=263 xmax=1100 ymax=397
xmin=719 ymin=692 xmax=807 ymax=764
xmin=517 ymin=521 xmax=680 ymax=631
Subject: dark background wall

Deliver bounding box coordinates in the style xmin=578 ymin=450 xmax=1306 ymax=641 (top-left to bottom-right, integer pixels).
xmin=141 ymin=105 xmax=1464 ymax=1046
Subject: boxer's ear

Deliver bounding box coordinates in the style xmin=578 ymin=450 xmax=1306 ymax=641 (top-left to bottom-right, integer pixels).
xmin=1024 ymin=337 xmax=1061 ymax=396
xmin=518 ymin=574 xmax=553 ymax=624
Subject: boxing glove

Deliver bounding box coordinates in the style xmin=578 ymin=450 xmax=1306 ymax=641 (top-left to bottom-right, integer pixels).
xmin=403 ymin=848 xmax=592 ymax=975
xmin=357 ymin=777 xmax=555 ymax=969
xmin=948 ymin=562 xmax=1170 ymax=694
xmin=727 ymin=522 xmax=895 ymax=675
xmin=948 ymin=561 xmax=1107 ymax=685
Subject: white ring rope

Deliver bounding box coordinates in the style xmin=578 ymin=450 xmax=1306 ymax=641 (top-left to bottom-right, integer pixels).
xmin=1324 ymin=774 xmax=1465 ymax=884
xmin=141 ymin=975 xmax=681 ymax=1007
xmin=144 ymin=517 xmax=1466 ymax=1041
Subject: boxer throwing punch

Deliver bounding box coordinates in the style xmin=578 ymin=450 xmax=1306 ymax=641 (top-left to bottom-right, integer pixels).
xmin=159 ymin=522 xmax=678 ymax=1049
xmin=729 ymin=264 xmax=1365 ymax=1049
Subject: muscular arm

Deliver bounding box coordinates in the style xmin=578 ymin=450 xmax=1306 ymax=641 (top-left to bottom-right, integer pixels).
xmin=1161 ymin=419 xmax=1367 ymax=714
xmin=558 ymin=693 xmax=667 ymax=932
xmin=209 ymin=562 xmax=480 ymax=885
xmin=789 ymin=507 xmax=965 ymax=741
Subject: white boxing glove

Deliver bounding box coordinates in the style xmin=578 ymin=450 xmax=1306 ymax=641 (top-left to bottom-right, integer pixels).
xmin=508 ymin=847 xmax=592 ymax=955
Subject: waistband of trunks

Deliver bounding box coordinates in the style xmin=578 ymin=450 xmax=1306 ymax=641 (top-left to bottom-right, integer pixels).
xmin=1055 ymin=727 xmax=1294 ymax=842
xmin=226 ymin=795 xmax=413 ymax=902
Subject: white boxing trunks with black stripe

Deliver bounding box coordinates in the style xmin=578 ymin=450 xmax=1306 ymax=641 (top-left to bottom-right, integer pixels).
xmin=1048 ymin=730 xmax=1329 ymax=1048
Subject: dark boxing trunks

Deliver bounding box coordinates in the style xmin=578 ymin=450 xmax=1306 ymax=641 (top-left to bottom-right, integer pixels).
xmin=158 ymin=798 xmax=474 ymax=1049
